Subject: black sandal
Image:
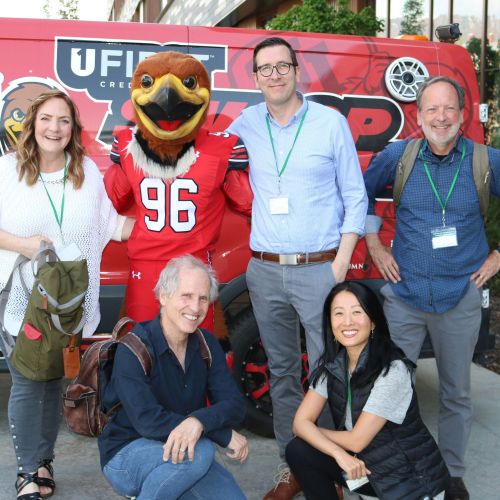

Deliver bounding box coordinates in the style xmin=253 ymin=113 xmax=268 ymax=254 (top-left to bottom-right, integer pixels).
xmin=35 ymin=460 xmax=55 ymax=499
xmin=15 ymin=472 xmax=42 ymax=500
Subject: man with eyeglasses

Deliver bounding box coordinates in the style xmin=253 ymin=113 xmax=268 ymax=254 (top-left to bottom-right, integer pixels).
xmin=227 ymin=37 xmax=367 ymax=500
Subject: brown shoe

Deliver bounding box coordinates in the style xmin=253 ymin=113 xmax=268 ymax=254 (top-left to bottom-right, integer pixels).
xmin=335 ymin=482 xmax=344 ymax=500
xmin=263 ymin=464 xmax=302 ymax=500
xmin=444 ymin=477 xmax=469 ymax=500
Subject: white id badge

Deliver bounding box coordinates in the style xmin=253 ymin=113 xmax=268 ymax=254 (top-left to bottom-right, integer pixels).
xmin=269 ymin=196 xmax=289 ymax=215
xmin=56 ymin=241 xmax=83 ymax=261
xmin=344 ymin=475 xmax=370 ymax=492
xmin=431 ymin=226 xmax=458 ymax=249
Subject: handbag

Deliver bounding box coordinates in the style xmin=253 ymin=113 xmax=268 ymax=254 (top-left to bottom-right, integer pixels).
xmin=8 ymin=242 xmax=89 ymax=381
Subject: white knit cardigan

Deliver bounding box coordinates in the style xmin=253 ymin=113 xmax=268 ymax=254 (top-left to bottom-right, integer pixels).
xmin=0 ymin=153 xmax=121 ymax=338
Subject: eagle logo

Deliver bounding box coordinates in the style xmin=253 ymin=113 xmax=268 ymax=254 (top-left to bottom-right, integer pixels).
xmin=0 ymin=77 xmax=61 ymax=155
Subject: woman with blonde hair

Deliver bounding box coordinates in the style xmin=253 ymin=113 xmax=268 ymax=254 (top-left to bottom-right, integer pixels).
xmin=0 ymin=90 xmax=133 ymax=499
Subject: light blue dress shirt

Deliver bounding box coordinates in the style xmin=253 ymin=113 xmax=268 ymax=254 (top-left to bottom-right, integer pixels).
xmin=228 ymin=93 xmax=367 ymax=253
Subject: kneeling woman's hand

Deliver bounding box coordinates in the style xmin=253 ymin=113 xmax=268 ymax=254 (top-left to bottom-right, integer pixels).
xmin=333 ymin=448 xmax=370 ymax=480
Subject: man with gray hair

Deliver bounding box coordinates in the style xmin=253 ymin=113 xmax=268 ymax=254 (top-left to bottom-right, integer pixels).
xmin=98 ymin=255 xmax=249 ymax=500
xmin=363 ymin=75 xmax=500 ymax=500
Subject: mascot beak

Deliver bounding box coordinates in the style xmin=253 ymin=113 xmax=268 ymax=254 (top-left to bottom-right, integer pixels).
xmin=132 ymin=73 xmax=210 ymax=141
xmin=4 ymin=108 xmax=25 ymax=145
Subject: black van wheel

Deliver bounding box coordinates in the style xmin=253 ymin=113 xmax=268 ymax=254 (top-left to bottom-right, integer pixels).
xmin=228 ymin=306 xmax=309 ymax=438
xmin=229 ymin=307 xmax=275 ymax=437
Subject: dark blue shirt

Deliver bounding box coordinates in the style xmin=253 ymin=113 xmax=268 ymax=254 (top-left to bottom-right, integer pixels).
xmin=364 ymin=136 xmax=500 ymax=313
xmin=98 ymin=316 xmax=245 ymax=467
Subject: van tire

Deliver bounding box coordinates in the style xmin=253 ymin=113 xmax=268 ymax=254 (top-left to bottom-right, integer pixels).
xmin=228 ymin=307 xmax=275 ymax=438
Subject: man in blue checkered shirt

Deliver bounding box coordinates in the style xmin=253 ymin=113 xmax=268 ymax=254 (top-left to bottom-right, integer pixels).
xmin=363 ymin=75 xmax=500 ymax=500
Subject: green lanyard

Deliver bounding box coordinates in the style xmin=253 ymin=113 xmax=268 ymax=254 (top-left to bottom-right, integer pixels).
xmin=420 ymin=142 xmax=466 ymax=227
xmin=266 ymin=109 xmax=308 ymax=180
xmin=39 ymin=152 xmax=68 ymax=234
xmin=347 ymin=375 xmax=352 ymax=412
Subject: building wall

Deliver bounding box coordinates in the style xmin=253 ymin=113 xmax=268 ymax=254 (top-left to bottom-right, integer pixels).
xmin=110 ymin=0 xmax=140 ymax=21
xmin=157 ymin=0 xmax=246 ymax=26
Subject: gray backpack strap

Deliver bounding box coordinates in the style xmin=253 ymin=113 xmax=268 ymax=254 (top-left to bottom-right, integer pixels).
xmin=0 ymin=255 xmax=29 ymax=357
xmin=50 ymin=313 xmax=86 ymax=336
xmin=196 ymin=328 xmax=212 ymax=368
xmin=472 ymin=142 xmax=491 ymax=219
xmin=31 ymin=241 xmax=58 ymax=276
xmin=393 ymin=138 xmax=423 ymax=207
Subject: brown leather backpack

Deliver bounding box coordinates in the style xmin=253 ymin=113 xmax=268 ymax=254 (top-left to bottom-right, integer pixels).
xmin=62 ymin=317 xmax=151 ymax=437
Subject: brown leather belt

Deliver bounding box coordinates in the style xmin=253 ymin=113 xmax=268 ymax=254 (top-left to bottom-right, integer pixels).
xmin=251 ymin=249 xmax=337 ymax=265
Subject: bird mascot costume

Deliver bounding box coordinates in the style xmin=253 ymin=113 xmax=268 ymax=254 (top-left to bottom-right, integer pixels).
xmin=104 ymin=51 xmax=252 ymax=329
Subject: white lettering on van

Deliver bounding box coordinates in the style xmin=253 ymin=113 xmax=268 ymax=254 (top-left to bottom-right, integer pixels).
xmin=70 ymin=48 xmax=96 ymax=77
xmin=100 ymin=80 xmax=132 ymax=88
xmin=349 ymin=263 xmax=365 ymax=270
xmin=71 ymin=48 xmax=156 ymax=79
xmin=126 ymin=50 xmax=135 ymax=77
xmin=101 ymin=50 xmax=122 ymax=77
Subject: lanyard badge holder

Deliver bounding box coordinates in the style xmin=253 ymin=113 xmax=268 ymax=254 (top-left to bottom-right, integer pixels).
xmin=39 ymin=153 xmax=82 ymax=259
xmin=422 ymin=144 xmax=465 ymax=250
xmin=266 ymin=109 xmax=308 ymax=215
xmin=344 ymin=376 xmax=370 ymax=491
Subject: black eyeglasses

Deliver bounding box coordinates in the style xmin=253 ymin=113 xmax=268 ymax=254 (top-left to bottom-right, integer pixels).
xmin=256 ymin=62 xmax=296 ymax=77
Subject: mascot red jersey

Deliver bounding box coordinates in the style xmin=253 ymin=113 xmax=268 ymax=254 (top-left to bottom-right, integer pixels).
xmin=104 ymin=51 xmax=252 ymax=325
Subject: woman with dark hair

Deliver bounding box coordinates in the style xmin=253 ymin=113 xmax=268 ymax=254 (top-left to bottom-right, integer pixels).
xmin=0 ymin=90 xmax=133 ymax=499
xmin=286 ymin=282 xmax=450 ymax=500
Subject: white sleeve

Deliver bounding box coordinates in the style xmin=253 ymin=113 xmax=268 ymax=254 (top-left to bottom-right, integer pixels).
xmin=111 ymin=215 xmax=127 ymax=242
xmin=84 ymin=157 xmax=119 ymax=250
xmin=310 ymin=374 xmax=328 ymax=399
xmin=362 ymin=360 xmax=413 ymax=424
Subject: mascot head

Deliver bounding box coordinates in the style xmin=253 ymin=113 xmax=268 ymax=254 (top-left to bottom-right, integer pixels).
xmin=131 ymin=51 xmax=210 ymax=167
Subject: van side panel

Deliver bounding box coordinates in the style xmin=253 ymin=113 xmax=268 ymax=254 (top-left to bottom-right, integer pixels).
xmin=0 ymin=18 xmax=483 ymax=289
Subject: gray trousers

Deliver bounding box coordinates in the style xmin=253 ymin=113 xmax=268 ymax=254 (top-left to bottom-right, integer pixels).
xmin=246 ymin=258 xmax=336 ymax=458
xmin=5 ymin=356 xmax=63 ymax=473
xmin=381 ymin=283 xmax=481 ymax=477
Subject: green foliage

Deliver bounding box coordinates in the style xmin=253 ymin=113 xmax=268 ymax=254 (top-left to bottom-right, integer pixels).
xmin=266 ymin=0 xmax=383 ymax=37
xmin=43 ymin=0 xmax=79 ymax=20
xmin=466 ymin=37 xmax=500 ymax=148
xmin=400 ymin=0 xmax=424 ymax=35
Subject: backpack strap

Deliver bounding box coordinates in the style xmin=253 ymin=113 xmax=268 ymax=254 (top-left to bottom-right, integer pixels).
xmin=120 ymin=332 xmax=152 ymax=376
xmin=196 ymin=328 xmax=212 ymax=368
xmin=0 ymin=255 xmax=29 ymax=356
xmin=50 ymin=312 xmax=86 ymax=336
xmin=111 ymin=316 xmax=136 ymax=340
xmin=31 ymin=241 xmax=58 ymax=276
xmin=472 ymin=142 xmax=491 ymax=218
xmin=393 ymin=138 xmax=423 ymax=207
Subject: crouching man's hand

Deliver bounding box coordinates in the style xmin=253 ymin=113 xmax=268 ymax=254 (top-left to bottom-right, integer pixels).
xmin=163 ymin=416 xmax=203 ymax=464
xmin=225 ymin=430 xmax=249 ymax=463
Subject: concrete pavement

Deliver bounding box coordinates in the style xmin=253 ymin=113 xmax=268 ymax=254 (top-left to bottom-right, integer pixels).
xmin=0 ymin=359 xmax=499 ymax=499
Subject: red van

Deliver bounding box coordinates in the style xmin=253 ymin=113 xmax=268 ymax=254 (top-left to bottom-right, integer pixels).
xmin=0 ymin=17 xmax=492 ymax=436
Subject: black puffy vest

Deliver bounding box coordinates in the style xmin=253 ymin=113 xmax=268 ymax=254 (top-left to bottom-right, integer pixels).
xmin=326 ymin=347 xmax=450 ymax=500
